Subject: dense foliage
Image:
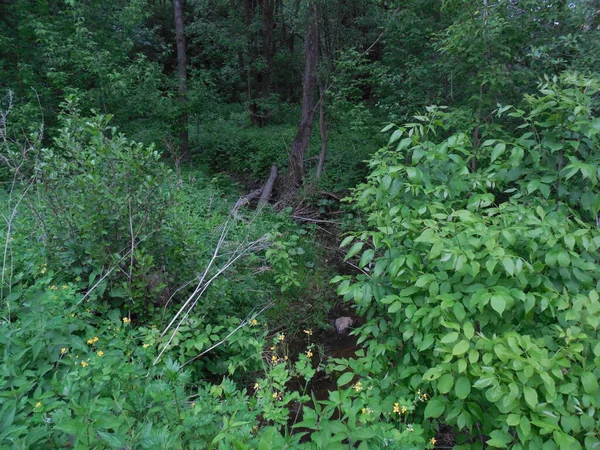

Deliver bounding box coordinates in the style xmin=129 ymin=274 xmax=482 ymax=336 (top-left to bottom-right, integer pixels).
xmin=1 ymin=0 xmax=600 ymax=448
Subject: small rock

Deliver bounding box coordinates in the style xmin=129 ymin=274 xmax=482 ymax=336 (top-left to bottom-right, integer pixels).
xmin=334 ymin=317 xmax=354 ymax=335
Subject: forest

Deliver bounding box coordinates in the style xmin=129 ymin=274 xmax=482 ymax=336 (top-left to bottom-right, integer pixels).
xmin=0 ymin=0 xmax=599 ymax=448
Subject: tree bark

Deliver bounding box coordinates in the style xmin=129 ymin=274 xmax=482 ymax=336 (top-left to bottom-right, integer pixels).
xmin=261 ymin=0 xmax=274 ymax=100
xmin=258 ymin=165 xmax=279 ymax=207
xmin=287 ymin=2 xmax=319 ymax=187
xmin=316 ymin=83 xmax=328 ymax=179
xmin=173 ymin=0 xmax=189 ymax=160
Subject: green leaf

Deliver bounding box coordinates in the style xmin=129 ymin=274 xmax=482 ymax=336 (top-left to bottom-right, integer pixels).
xmin=452 ymin=340 xmax=470 ymax=356
xmin=490 ymin=295 xmax=507 ymax=315
xmin=487 ymin=430 xmax=513 ymax=448
xmin=424 ymin=398 xmax=445 ymax=419
xmin=97 ymin=431 xmax=127 ymax=449
xmin=437 ymin=374 xmax=454 ymax=394
xmin=491 ymin=143 xmax=506 ymax=163
xmin=463 ymin=322 xmax=475 ymax=339
xmin=581 ymin=372 xmax=598 ymax=395
xmin=523 ymin=386 xmax=538 ymax=409
xmin=359 ymin=249 xmax=375 ymax=268
xmin=345 ymin=242 xmax=364 ymax=260
xmin=557 ymin=252 xmax=570 ymax=268
xmin=441 ymin=332 xmax=459 ymax=344
xmin=502 ymin=257 xmax=515 ymax=276
xmin=337 ymin=372 xmax=355 ymax=387
xmin=455 ymin=376 xmax=471 ymax=400
xmin=507 ymin=414 xmax=520 ymax=427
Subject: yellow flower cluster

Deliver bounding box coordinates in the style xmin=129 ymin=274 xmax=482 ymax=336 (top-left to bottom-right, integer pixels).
xmin=81 ymin=361 xmax=88 ymax=367
xmin=303 ymin=329 xmax=313 ymax=336
xmin=35 ymin=402 xmax=42 ymax=408
xmin=306 ymin=350 xmax=313 ymax=358
xmin=50 ymin=285 xmax=57 ymax=290
xmin=250 ymin=319 xmax=258 ymax=326
xmin=122 ymin=317 xmax=131 ymax=324
xmin=87 ymin=337 xmax=99 ymax=345
xmin=353 ymin=381 xmax=363 ymax=392
xmin=430 ymin=438 xmax=436 ymax=445
xmin=61 ymin=348 xmax=67 ymax=354
xmin=97 ymin=351 xmax=104 ymax=357
xmin=278 ymin=334 xmax=285 ymax=342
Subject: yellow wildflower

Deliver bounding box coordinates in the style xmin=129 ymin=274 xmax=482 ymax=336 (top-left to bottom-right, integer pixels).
xmin=35 ymin=402 xmax=42 ymax=408
xmin=122 ymin=317 xmax=131 ymax=324
xmin=97 ymin=351 xmax=104 ymax=357
xmin=278 ymin=334 xmax=285 ymax=342
xmin=271 ymin=355 xmax=278 ymax=362
xmin=306 ymin=350 xmax=313 ymax=358
xmin=250 ymin=319 xmax=258 ymax=326
xmin=270 ymin=346 xmax=275 ymax=351
xmin=40 ymin=268 xmax=47 ymax=274
xmin=421 ymin=393 xmax=428 ymax=401
xmin=393 ymin=403 xmax=400 ymax=413
xmin=81 ymin=361 xmax=88 ymax=367
xmin=50 ymin=285 xmax=57 ymax=290
xmin=284 ymin=355 xmax=288 ymax=361
xmin=143 ymin=343 xmax=150 ymax=348
xmin=272 ymin=392 xmax=279 ymax=399
xmin=362 ymin=408 xmax=367 ymax=414
xmin=61 ymin=348 xmax=67 ymax=354
xmin=254 ymin=383 xmax=259 ymax=390
xmin=430 ymin=438 xmax=436 ymax=445
xmin=353 ymin=381 xmax=363 ymax=392
xmin=401 ymin=405 xmax=407 ymax=414
xmin=303 ymin=329 xmax=313 ymax=336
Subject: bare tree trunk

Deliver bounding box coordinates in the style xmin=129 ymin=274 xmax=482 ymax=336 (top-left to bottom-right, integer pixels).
xmin=174 ymin=0 xmax=189 ymax=160
xmin=287 ymin=2 xmax=319 ymax=188
xmin=316 ymin=83 xmax=328 ymax=179
xmin=258 ymin=165 xmax=278 ymax=206
xmin=261 ymin=0 xmax=274 ymax=100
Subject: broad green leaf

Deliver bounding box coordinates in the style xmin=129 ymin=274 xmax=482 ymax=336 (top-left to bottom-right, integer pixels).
xmin=452 ymin=340 xmax=470 ymax=356
xmin=345 ymin=242 xmax=364 ymax=260
xmin=487 ymin=430 xmax=513 ymax=448
xmin=581 ymin=372 xmax=598 ymax=395
xmin=337 ymin=372 xmax=355 ymax=387
xmin=437 ymin=374 xmax=454 ymax=394
xmin=359 ymin=249 xmax=375 ymax=268
xmin=523 ymin=386 xmax=538 ymax=409
xmin=491 ymin=143 xmax=506 ymax=163
xmin=490 ymin=295 xmax=507 ymax=315
xmin=424 ymin=398 xmax=445 ymax=419
xmin=455 ymin=376 xmax=471 ymax=399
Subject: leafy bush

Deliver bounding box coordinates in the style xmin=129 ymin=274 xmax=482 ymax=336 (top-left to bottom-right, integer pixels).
xmin=334 ymin=74 xmax=600 ymax=449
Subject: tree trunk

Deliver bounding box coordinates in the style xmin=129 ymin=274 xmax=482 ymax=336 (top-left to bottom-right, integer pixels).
xmin=173 ymin=0 xmax=189 ymax=160
xmin=261 ymin=0 xmax=274 ymax=100
xmin=287 ymin=2 xmax=319 ymax=188
xmin=258 ymin=165 xmax=279 ymax=207
xmin=316 ymin=83 xmax=328 ymax=179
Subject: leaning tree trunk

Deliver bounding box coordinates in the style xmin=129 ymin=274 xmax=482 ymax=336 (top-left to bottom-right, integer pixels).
xmin=174 ymin=0 xmax=189 ymax=160
xmin=287 ymin=2 xmax=319 ymax=188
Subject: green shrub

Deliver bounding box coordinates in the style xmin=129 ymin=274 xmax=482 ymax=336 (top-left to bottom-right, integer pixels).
xmin=334 ymin=74 xmax=600 ymax=449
